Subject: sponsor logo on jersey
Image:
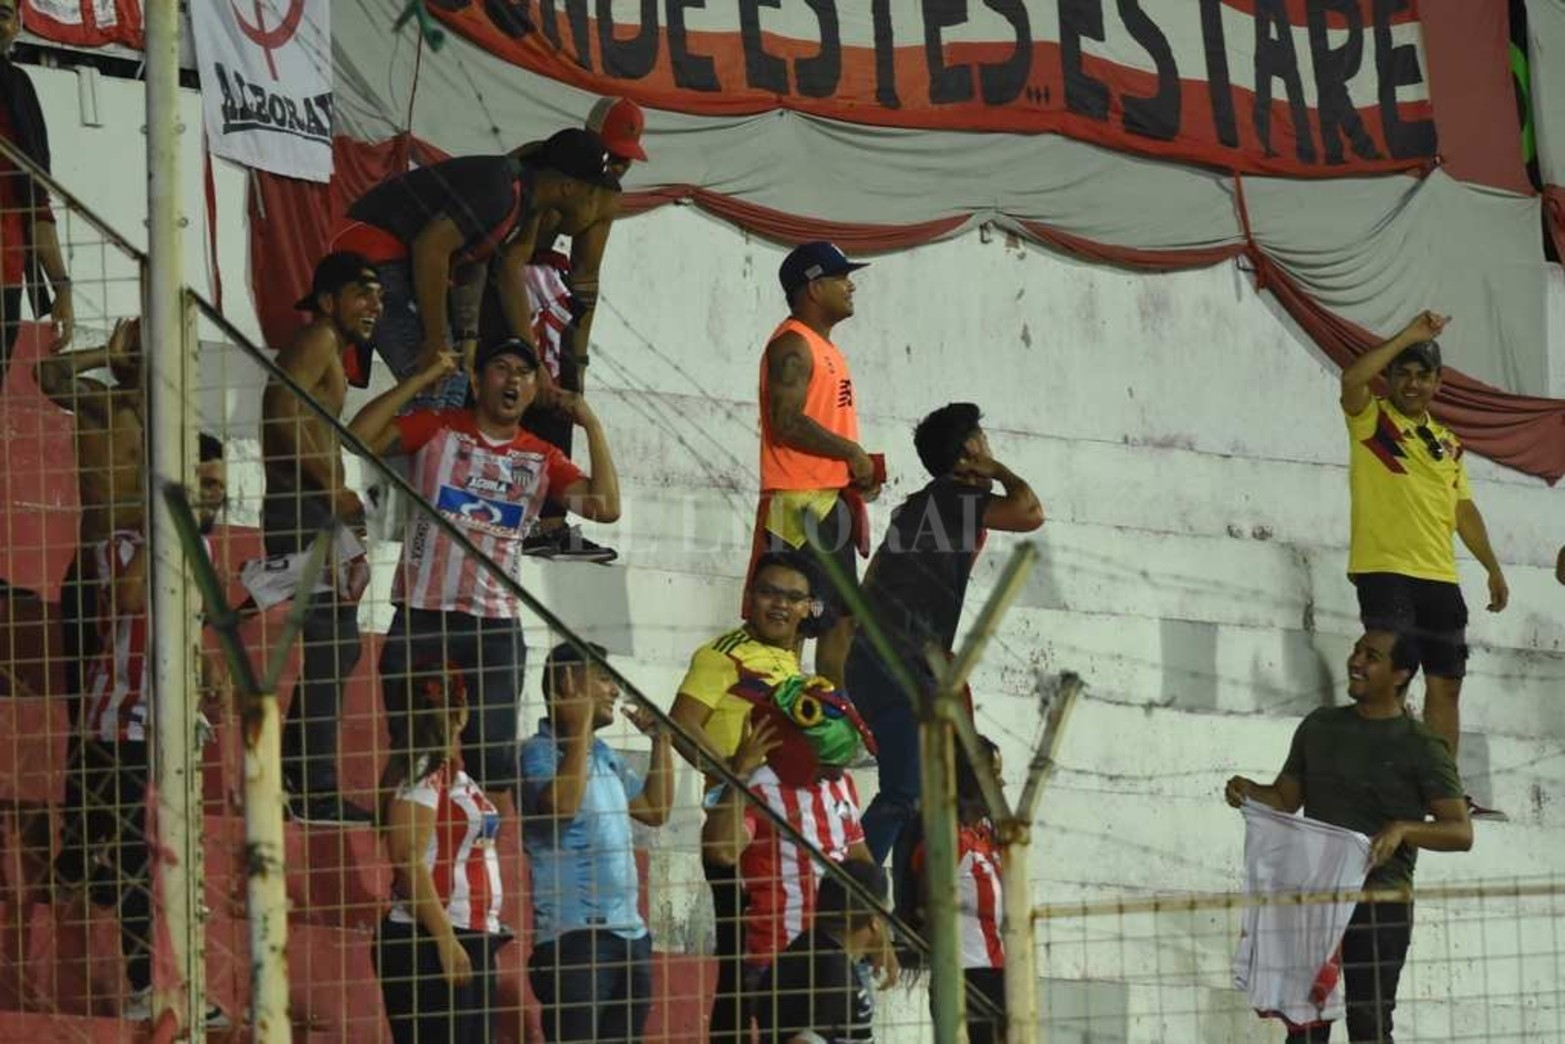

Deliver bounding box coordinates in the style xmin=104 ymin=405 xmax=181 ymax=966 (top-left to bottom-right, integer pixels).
xmin=466 ymin=475 xmax=511 ymax=495
xmin=436 ymin=485 xmax=525 ymax=533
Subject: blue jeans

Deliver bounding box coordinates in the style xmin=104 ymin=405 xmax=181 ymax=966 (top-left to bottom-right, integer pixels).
xmin=846 ymin=637 xmax=927 ymax=884
xmin=378 ymin=605 xmax=525 ymax=793
xmin=375 ymin=260 xmax=471 ymax=410
xmin=528 ymin=929 xmax=654 ymax=1043
xmin=845 ymin=632 xmax=926 ymax=920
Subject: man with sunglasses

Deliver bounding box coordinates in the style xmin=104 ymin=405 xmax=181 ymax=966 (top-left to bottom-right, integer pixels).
xmin=1340 ymin=310 xmax=1508 ymax=813
xmin=667 ymin=551 xmax=817 ymax=1043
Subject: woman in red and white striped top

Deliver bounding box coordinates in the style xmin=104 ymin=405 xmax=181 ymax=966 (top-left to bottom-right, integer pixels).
xmin=375 ymin=668 xmax=512 ymax=1044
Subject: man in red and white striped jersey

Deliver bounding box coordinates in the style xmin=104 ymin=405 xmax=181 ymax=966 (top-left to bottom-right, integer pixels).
xmin=350 ymin=337 xmax=620 ymax=792
xmin=62 ymin=436 xmax=230 ymax=1027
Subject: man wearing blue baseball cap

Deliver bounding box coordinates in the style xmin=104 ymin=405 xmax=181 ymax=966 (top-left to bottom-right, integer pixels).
xmin=751 ymin=241 xmax=884 ymax=688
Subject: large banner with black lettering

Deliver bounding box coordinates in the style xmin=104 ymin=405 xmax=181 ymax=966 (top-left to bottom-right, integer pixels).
xmin=191 ymin=0 xmax=333 ymax=181
xmin=429 ymin=0 xmax=1435 ymax=177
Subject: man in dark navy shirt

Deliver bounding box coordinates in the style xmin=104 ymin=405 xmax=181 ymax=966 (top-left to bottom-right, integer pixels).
xmin=331 ymin=128 xmax=620 ymax=407
xmin=846 ymin=403 xmax=1043 ymax=901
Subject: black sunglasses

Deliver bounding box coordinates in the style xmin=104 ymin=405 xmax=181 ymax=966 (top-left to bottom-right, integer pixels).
xmin=1414 ymin=425 xmax=1444 ymax=461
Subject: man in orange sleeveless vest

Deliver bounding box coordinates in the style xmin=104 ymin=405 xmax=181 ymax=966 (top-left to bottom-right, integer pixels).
xmin=753 ymin=242 xmax=883 ymax=686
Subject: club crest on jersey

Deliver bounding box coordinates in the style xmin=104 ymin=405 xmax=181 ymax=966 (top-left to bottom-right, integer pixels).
xmin=436 ymin=485 xmax=525 ymax=534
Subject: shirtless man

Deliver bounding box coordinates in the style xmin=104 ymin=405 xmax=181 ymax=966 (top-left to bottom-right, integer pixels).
xmin=471 ymin=99 xmax=644 ymax=561
xmin=34 ymin=316 xmax=144 ymax=708
xmin=259 ymin=251 xmax=382 ymax=824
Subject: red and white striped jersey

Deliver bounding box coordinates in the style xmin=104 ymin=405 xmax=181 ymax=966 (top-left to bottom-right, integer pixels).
xmin=83 ymin=531 xmax=149 ymax=743
xmin=740 ymin=765 xmax=865 ymax=968
xmin=956 ymin=822 xmax=1005 ymax=969
xmin=524 ymin=252 xmax=573 ymax=379
xmin=387 ymin=761 xmax=504 ymax=934
xmin=390 ymin=410 xmax=584 ymax=617
xmin=82 ymin=532 xmax=213 ymax=744
xmin=913 ymin=821 xmax=1006 ymax=969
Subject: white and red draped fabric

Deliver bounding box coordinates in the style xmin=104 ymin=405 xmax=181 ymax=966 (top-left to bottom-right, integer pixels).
xmin=234 ymin=1 xmax=1565 ymax=481
xmin=19 ymin=0 xmax=141 ymax=49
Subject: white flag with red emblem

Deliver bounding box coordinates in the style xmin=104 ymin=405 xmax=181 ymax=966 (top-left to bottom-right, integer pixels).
xmin=190 ymin=0 xmax=333 ymax=181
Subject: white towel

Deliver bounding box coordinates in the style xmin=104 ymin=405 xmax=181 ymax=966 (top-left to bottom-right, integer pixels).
xmin=239 ymin=525 xmax=366 ymax=610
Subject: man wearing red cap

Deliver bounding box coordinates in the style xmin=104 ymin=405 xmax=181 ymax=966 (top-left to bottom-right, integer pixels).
xmin=475 ymin=96 xmax=649 ymax=562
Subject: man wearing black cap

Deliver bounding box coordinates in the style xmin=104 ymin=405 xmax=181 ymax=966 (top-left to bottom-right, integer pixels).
xmin=753 ymin=242 xmax=883 ymax=687
xmin=1340 ymin=310 xmax=1508 ymax=808
xmin=258 ymin=251 xmax=384 ymax=822
xmin=330 ymin=128 xmax=622 ymax=410
xmin=349 ymin=337 xmax=620 ymax=792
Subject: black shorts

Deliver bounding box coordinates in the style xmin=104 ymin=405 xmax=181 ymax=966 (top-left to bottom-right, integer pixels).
xmin=748 ymin=492 xmax=859 ymax=638
xmin=1352 ymin=572 xmax=1469 ymax=679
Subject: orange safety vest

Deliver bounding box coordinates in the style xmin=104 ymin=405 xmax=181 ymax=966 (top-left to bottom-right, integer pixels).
xmin=758 ymin=318 xmax=859 ymax=492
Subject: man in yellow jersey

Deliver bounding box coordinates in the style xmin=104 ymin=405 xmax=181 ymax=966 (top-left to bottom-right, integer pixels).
xmin=670 ymin=551 xmax=814 ymax=1044
xmin=1340 ymin=310 xmax=1508 ymax=813
xmin=754 ymin=242 xmax=884 ymax=687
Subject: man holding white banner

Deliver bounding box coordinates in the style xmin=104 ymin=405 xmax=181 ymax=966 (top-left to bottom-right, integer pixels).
xmin=190 ymin=0 xmax=334 ymax=182
xmin=1225 ymin=630 xmax=1472 ymax=1043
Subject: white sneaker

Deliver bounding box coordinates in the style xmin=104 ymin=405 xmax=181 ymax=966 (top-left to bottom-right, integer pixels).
xmin=123 ymin=986 xmax=153 ymax=1022
xmin=122 ymin=986 xmax=231 ymax=1029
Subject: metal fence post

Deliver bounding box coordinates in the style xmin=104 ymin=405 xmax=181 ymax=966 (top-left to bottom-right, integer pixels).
xmin=146 ymin=0 xmax=200 ymax=1030
xmin=1003 ymin=672 xmax=1083 ymax=1044
xmin=921 ymin=694 xmax=968 ymax=1043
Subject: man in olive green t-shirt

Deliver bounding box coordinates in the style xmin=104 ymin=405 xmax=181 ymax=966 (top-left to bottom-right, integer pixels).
xmin=1226 ymin=630 xmax=1472 ymax=1043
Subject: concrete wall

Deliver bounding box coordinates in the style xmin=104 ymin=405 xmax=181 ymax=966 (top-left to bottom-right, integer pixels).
xmin=24 ymin=65 xmax=1565 ymax=1043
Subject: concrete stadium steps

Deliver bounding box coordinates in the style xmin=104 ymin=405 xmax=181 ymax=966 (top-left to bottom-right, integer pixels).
xmin=972 ymin=698 xmax=1565 ymax=830
xmin=584 ymin=387 xmax=1564 ymax=576
xmin=1025 ymin=976 xmax=1561 ymax=1044
xmin=503 ymin=555 xmax=1565 ymax=746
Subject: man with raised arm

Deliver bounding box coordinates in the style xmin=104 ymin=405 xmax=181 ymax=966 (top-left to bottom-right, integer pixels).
xmin=34 ymin=317 xmax=145 ymax=752
xmin=1226 ymin=630 xmax=1472 ymax=1044
xmin=258 ymin=251 xmax=383 ymax=823
xmin=753 ymin=242 xmax=883 ymax=686
xmin=55 ymin=435 xmax=230 ymax=1029
xmin=1339 ymin=311 xmax=1507 ymax=810
xmin=848 ymin=402 xmax=1043 ymax=893
xmin=519 ymin=642 xmax=672 ymax=1043
xmin=349 ymin=336 xmax=619 ymax=793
